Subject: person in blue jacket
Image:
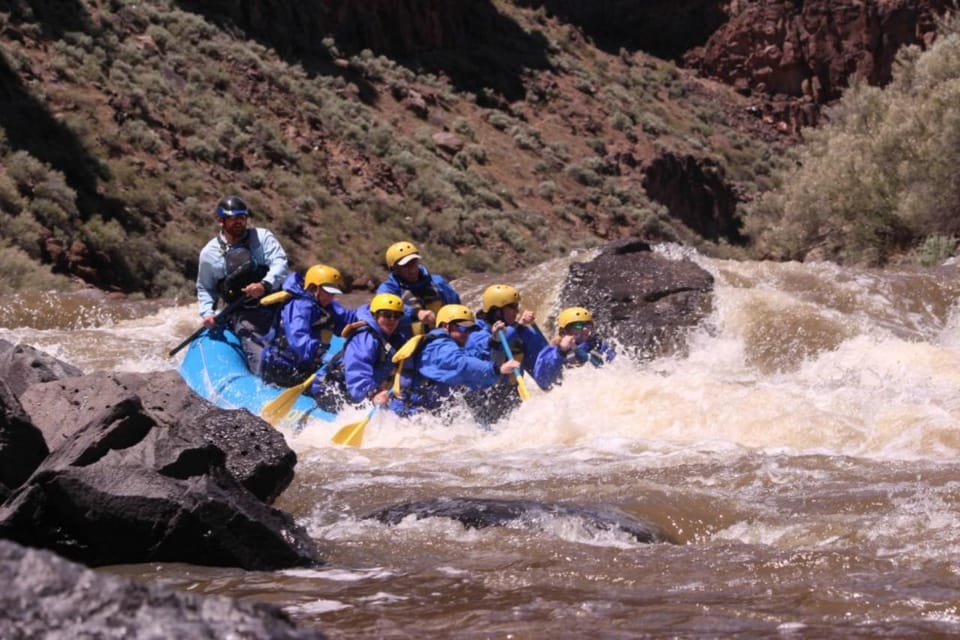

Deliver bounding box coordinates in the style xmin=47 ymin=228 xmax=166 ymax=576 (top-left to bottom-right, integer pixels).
xmin=342 ymin=293 xmax=413 ymax=414
xmin=376 ymin=241 xmax=461 ymax=333
xmin=260 ymin=264 xmax=357 ymax=407
xmin=467 ymin=284 xmax=549 ymax=424
xmin=534 ymin=306 xmax=616 ymax=389
xmin=398 ymin=304 xmax=521 ymax=414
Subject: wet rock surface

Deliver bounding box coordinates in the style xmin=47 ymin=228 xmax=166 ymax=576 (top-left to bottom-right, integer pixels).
xmin=0 ymin=539 xmax=326 ymax=639
xmin=368 ymin=496 xmax=674 ymax=544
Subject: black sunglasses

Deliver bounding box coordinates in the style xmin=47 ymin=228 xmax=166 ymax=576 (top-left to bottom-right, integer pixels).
xmin=377 ymin=311 xmax=403 ymax=320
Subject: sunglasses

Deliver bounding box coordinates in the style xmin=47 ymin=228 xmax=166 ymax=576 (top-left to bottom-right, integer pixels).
xmin=377 ymin=311 xmax=403 ymax=320
xmin=566 ymin=321 xmax=594 ymax=331
xmin=449 ymin=322 xmax=478 ymax=333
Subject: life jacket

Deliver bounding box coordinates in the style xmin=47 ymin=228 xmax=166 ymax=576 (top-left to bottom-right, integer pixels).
xmin=400 ymin=280 xmax=445 ymax=335
xmin=324 ymin=321 xmax=400 ymax=399
xmin=272 ymin=300 xmax=338 ymax=355
xmin=216 ymin=231 xmax=268 ymax=302
xmin=260 ymin=293 xmax=341 ymax=387
xmin=389 ymin=332 xmax=450 ymax=411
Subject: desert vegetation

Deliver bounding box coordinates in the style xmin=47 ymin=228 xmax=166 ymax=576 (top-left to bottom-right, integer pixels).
xmin=744 ymin=12 xmax=960 ymax=266
xmin=0 ymin=1 xmax=955 ymax=299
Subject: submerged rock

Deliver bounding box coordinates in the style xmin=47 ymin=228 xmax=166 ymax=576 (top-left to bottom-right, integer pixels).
xmin=367 ymin=497 xmax=674 ymax=544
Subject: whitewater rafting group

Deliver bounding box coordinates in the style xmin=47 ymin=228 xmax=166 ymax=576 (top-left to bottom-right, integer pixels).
xmin=196 ymin=195 xmax=614 ymax=425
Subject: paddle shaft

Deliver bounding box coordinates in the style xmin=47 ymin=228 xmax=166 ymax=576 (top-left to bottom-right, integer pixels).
xmin=260 ymin=348 xmax=341 ymax=427
xmin=497 ymin=330 xmax=527 ymax=388
xmin=168 ymin=295 xmax=250 ymax=357
xmin=332 ymin=390 xmax=392 ymax=447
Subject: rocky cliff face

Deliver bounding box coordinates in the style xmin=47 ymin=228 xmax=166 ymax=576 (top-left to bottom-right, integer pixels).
xmin=682 ymin=0 xmax=950 ymax=130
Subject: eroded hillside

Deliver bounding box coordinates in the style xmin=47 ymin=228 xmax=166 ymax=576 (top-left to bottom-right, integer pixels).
xmin=0 ymin=0 xmax=945 ymax=295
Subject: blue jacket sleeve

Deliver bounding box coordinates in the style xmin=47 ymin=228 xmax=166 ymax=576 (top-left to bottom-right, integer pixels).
xmin=533 ymin=345 xmax=565 ymax=389
xmin=330 ymin=300 xmax=359 ymax=333
xmin=196 ymin=238 xmax=222 ymax=318
xmin=344 ymin=331 xmax=380 ymax=402
xmin=420 ymin=338 xmax=498 ymax=390
xmin=432 ymin=275 xmax=461 ymax=305
xmin=520 ymin=326 xmax=548 ymax=363
xmin=465 ymin=327 xmax=493 ymax=359
xmin=254 ymin=228 xmax=289 ymax=291
xmin=283 ymin=299 xmax=323 ymax=364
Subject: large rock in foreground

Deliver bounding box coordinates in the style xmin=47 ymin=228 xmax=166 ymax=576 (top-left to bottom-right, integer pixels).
xmin=0 ymin=379 xmax=47 ymax=493
xmin=0 ymin=390 xmax=318 ymax=570
xmin=0 ymin=357 xmax=318 ymax=570
xmin=0 ymin=539 xmax=325 ymax=639
xmin=560 ymin=238 xmax=714 ymax=359
xmin=0 ymin=339 xmax=83 ymax=397
xmin=19 ymin=370 xmax=295 ymax=503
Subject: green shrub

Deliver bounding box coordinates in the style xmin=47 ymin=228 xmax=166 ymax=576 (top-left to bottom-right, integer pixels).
xmin=744 ymin=18 xmax=960 ymax=265
xmin=0 ymin=242 xmax=76 ymax=293
xmin=915 ymin=234 xmax=957 ymax=267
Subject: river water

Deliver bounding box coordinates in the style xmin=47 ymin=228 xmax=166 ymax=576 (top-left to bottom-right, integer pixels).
xmin=3 ymin=249 xmax=960 ymax=638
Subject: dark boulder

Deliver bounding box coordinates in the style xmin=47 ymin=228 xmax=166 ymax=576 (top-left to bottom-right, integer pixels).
xmin=368 ymin=497 xmax=673 ymax=544
xmin=19 ymin=370 xmax=295 ymax=503
xmin=0 ymin=539 xmax=326 ymax=639
xmin=0 ymin=394 xmax=317 ymax=570
xmin=0 ymin=379 xmax=48 ymax=492
xmin=0 ymin=338 xmax=83 ymax=397
xmin=559 ymin=238 xmax=714 ymax=359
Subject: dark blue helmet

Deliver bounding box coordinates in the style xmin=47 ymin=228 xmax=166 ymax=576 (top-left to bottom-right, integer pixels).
xmin=215 ymin=195 xmax=249 ymax=219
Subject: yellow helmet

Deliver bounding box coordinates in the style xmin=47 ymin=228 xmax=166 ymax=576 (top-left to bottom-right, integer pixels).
xmin=481 ymin=284 xmax=521 ymax=312
xmin=558 ymin=306 xmax=593 ymax=330
xmin=436 ymin=304 xmax=475 ymax=327
xmin=385 ymin=241 xmax=421 ymax=268
xmin=303 ymin=264 xmax=344 ymax=294
xmin=370 ymin=293 xmax=404 ymax=314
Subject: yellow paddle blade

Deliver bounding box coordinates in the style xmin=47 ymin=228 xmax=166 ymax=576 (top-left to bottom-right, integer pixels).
xmin=389 ymin=335 xmax=425 ymax=399
xmin=260 ymin=373 xmax=316 ymax=426
xmin=392 ymin=335 xmax=424 ymax=363
xmin=331 ymin=415 xmax=371 ymax=447
xmin=260 ymin=291 xmax=291 ymax=306
xmin=515 ymin=374 xmax=531 ymax=401
xmin=392 ymin=369 xmax=403 ymax=398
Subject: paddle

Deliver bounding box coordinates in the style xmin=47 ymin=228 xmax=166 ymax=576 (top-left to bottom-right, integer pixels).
xmin=260 ymin=345 xmax=344 ymax=427
xmin=168 ymin=295 xmax=250 ymax=357
xmin=498 ymin=330 xmax=530 ymax=401
xmin=331 ymin=392 xmax=392 ymax=447
xmin=390 ymin=334 xmax=425 ymax=397
xmin=260 ymin=372 xmax=317 ymax=426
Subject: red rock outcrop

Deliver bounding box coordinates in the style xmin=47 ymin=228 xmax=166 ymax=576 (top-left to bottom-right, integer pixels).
xmin=683 ymin=0 xmax=950 ymax=130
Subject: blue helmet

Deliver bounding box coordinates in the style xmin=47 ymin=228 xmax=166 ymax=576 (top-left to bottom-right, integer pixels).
xmin=215 ymin=195 xmax=249 ymax=219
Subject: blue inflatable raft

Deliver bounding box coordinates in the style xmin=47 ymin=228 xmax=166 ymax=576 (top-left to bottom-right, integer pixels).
xmin=178 ymin=328 xmax=345 ymax=429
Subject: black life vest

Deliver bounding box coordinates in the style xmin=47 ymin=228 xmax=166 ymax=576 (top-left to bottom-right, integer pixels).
xmin=216 ymin=231 xmax=268 ymax=302
xmin=401 ymin=278 xmax=444 ymax=314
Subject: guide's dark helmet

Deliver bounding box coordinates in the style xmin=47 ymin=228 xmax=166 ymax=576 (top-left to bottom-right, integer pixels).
xmin=215 ymin=195 xmax=249 ymax=219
